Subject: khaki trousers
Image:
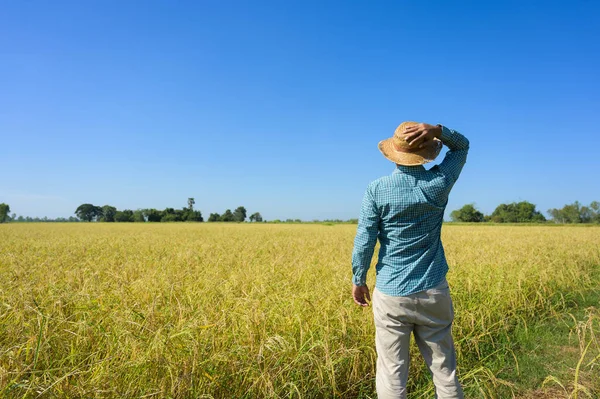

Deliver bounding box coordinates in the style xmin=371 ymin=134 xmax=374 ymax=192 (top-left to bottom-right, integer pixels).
xmin=372 ymin=280 xmax=464 ymax=399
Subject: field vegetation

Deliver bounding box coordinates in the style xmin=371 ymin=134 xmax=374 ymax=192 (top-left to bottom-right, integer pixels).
xmin=1 ymin=224 xmax=599 ymax=398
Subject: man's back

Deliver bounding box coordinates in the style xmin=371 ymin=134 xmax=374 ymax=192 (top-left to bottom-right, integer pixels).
xmin=352 ymin=126 xmax=469 ymax=296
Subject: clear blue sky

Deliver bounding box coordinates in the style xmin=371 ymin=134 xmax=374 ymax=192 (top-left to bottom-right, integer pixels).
xmin=1 ymin=1 xmax=599 ymax=220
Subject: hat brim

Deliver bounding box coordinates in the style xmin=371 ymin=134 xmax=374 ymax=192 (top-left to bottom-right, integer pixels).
xmin=378 ymin=138 xmax=442 ymax=166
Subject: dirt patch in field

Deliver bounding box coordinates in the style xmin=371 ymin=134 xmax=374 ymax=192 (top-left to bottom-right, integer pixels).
xmin=518 ymin=373 xmax=599 ymax=399
xmin=518 ymin=387 xmax=567 ymax=399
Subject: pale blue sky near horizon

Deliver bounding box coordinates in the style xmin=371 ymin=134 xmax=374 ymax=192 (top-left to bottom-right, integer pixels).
xmin=1 ymin=1 xmax=599 ymax=221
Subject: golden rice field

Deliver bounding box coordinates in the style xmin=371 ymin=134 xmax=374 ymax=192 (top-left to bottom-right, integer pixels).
xmin=1 ymin=223 xmax=599 ymax=398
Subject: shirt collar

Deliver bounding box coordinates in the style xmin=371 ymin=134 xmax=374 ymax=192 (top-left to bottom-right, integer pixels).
xmin=393 ymin=164 xmax=425 ymax=174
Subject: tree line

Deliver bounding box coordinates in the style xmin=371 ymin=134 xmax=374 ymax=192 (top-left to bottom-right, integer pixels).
xmin=208 ymin=208 xmax=263 ymax=223
xmin=0 ymin=199 xmax=263 ymax=223
xmin=74 ymin=199 xmax=263 ymax=223
xmin=451 ymin=201 xmax=600 ymax=223
xmin=74 ymin=199 xmax=203 ymax=222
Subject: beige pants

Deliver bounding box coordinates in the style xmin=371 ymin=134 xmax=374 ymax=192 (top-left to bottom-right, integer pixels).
xmin=373 ymin=280 xmax=464 ymax=399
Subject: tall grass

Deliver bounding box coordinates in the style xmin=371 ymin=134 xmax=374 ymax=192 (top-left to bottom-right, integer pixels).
xmin=0 ymin=224 xmax=598 ymax=398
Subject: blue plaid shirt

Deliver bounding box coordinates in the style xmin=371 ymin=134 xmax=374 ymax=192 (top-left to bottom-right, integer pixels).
xmin=352 ymin=126 xmax=469 ymax=296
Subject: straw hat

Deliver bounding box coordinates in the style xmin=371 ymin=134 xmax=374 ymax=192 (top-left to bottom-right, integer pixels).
xmin=378 ymin=121 xmax=443 ymax=166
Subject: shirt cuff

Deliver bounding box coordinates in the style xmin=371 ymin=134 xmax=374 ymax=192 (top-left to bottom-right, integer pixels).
xmin=439 ymin=125 xmax=453 ymax=143
xmin=352 ymin=274 xmax=367 ymax=286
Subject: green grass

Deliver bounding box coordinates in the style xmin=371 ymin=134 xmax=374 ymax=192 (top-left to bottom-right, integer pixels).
xmin=492 ymin=288 xmax=600 ymax=397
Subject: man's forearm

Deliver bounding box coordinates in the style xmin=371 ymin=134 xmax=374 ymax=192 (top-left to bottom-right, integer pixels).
xmin=352 ymin=239 xmax=375 ymax=286
xmin=436 ymin=125 xmax=469 ymax=183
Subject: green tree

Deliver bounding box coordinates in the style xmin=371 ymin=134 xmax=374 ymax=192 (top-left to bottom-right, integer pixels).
xmin=208 ymin=213 xmax=220 ymax=222
xmin=220 ymin=209 xmax=235 ymax=222
xmin=548 ymin=208 xmax=565 ymax=223
xmin=580 ymin=206 xmax=594 ymax=223
xmin=491 ymin=201 xmax=545 ymax=223
xmin=143 ymin=208 xmax=162 ymax=222
xmin=548 ymin=201 xmax=599 ymax=223
xmin=75 ymin=204 xmax=102 ymax=222
xmin=233 ymin=206 xmax=247 ymax=222
xmin=161 ymin=213 xmax=180 ymax=222
xmin=591 ymin=201 xmax=600 ymax=223
xmin=101 ymin=205 xmax=117 ymax=222
xmin=249 ymin=212 xmax=263 ymax=222
xmin=548 ymin=202 xmax=580 ymax=223
xmin=563 ymin=202 xmax=583 ymax=223
xmin=450 ymin=204 xmax=484 ymax=222
xmin=184 ymin=210 xmax=203 ymax=222
xmin=133 ymin=210 xmax=146 ymax=222
xmin=0 ymin=203 xmax=10 ymax=223
xmin=115 ymin=209 xmax=134 ymax=222
xmin=188 ymin=198 xmax=195 ymax=211
xmin=161 ymin=208 xmax=183 ymax=222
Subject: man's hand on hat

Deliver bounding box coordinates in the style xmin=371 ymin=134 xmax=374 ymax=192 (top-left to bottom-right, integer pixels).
xmin=352 ymin=284 xmax=371 ymax=307
xmin=403 ymin=123 xmax=442 ymax=149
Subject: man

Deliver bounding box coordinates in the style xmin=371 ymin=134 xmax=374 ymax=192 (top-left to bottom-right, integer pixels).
xmin=351 ymin=122 xmax=469 ymax=398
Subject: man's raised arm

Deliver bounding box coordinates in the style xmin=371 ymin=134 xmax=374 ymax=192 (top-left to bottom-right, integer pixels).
xmin=436 ymin=125 xmax=470 ymax=184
